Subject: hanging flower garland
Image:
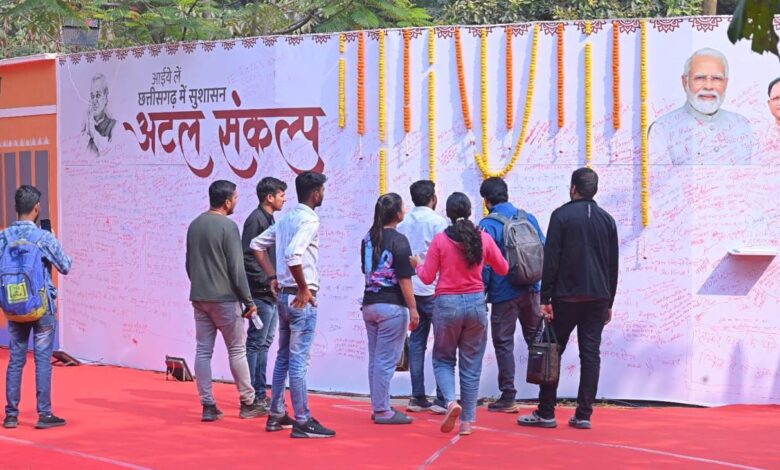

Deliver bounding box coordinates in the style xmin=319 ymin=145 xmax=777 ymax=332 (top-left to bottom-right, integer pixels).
xmin=506 ymin=29 xmax=513 ymax=130
xmin=584 ymin=21 xmax=593 ymax=167
xmin=557 ymin=23 xmax=565 ymax=129
xmin=478 ymin=28 xmax=490 ymax=169
xmin=428 ymin=28 xmax=436 ymax=182
xmin=357 ymin=31 xmax=366 ymax=135
xmin=403 ymin=29 xmax=411 ymax=134
xmin=454 ymin=28 xmax=473 ymax=130
xmin=339 ymin=33 xmax=346 ymax=128
xmin=612 ymin=21 xmax=621 ymax=130
xmin=379 ymin=149 xmax=387 ymax=195
xmin=475 ymin=24 xmax=539 ymax=179
xmin=640 ymin=20 xmax=649 ymax=227
xmin=378 ymin=29 xmax=386 ymax=143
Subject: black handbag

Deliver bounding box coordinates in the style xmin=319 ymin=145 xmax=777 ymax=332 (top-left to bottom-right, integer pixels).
xmin=526 ymin=320 xmax=560 ymax=385
xmin=395 ymin=335 xmax=410 ymax=371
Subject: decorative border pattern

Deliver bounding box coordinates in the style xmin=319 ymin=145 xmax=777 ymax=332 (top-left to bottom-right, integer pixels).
xmin=615 ymin=19 xmax=641 ymax=34
xmin=652 ymin=18 xmax=683 ymax=33
xmin=689 ymin=17 xmax=724 ymax=32
xmin=576 ymin=20 xmax=606 ymax=34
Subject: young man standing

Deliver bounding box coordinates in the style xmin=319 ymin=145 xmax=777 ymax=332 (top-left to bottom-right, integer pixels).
xmin=396 ymin=180 xmax=448 ymax=414
xmin=479 ymin=177 xmax=545 ymax=413
xmin=186 ymin=180 xmax=266 ymax=422
xmin=2 ymin=186 xmax=72 ymax=429
xmin=250 ymin=171 xmax=335 ymax=438
xmin=519 ymin=168 xmax=619 ymax=430
xmin=242 ymin=177 xmax=287 ymax=407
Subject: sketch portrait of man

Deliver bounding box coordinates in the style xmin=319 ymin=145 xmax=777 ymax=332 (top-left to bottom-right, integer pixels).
xmin=648 ymin=48 xmax=754 ymax=165
xmin=82 ymin=73 xmax=116 ymax=156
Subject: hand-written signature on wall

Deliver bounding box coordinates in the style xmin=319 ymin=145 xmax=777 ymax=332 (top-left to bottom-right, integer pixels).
xmin=122 ymin=90 xmax=326 ymax=178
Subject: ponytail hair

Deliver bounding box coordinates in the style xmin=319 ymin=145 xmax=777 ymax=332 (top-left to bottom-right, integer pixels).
xmin=368 ymin=193 xmax=404 ymax=266
xmin=445 ymin=192 xmax=482 ymax=267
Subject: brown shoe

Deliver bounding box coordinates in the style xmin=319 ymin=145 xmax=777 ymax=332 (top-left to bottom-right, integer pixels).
xmin=440 ymin=401 xmax=462 ymax=433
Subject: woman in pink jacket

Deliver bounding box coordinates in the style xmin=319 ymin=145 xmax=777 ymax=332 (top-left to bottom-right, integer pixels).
xmin=411 ymin=192 xmax=508 ymax=436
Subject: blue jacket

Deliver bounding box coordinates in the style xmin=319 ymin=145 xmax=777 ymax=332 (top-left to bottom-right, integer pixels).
xmin=479 ymin=202 xmax=545 ymax=304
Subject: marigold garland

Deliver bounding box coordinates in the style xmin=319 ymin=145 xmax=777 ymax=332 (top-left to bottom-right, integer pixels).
xmin=428 ymin=27 xmax=435 ymax=65
xmin=338 ymin=34 xmax=346 ymax=128
xmin=379 ymin=149 xmax=387 ymax=195
xmin=378 ymin=30 xmax=386 ymax=143
xmin=478 ymin=28 xmax=490 ymax=169
xmin=357 ymin=31 xmax=365 ymax=135
xmin=506 ymin=29 xmax=513 ymax=130
xmin=475 ymin=24 xmax=539 ymax=179
xmin=454 ymin=28 xmax=473 ymax=130
xmin=584 ymin=21 xmax=593 ymax=167
xmin=428 ymin=28 xmax=436 ymax=182
xmin=402 ymin=29 xmax=412 ymax=134
xmin=557 ymin=23 xmax=565 ymax=129
xmin=612 ymin=22 xmax=621 ymax=130
xmin=640 ymin=20 xmax=649 ymax=227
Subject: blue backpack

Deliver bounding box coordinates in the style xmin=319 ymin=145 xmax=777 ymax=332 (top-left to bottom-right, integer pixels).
xmin=0 ymin=230 xmax=49 ymax=322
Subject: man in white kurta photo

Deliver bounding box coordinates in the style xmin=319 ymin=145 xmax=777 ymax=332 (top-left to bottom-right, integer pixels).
xmin=649 ymin=48 xmax=754 ymax=165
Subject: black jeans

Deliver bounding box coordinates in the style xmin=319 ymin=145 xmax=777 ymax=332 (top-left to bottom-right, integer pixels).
xmin=490 ymin=291 xmax=542 ymax=397
xmin=537 ymin=299 xmax=609 ymax=421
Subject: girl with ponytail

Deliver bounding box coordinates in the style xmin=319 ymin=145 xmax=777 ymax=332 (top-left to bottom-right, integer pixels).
xmin=361 ymin=193 xmax=419 ymax=425
xmin=410 ymin=192 xmax=508 ymax=436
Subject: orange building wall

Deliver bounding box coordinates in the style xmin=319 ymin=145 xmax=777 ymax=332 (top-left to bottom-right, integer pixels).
xmin=0 ymin=57 xmax=58 ymax=330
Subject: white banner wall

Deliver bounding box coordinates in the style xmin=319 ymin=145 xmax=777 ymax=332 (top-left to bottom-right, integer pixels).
xmin=57 ymin=17 xmax=780 ymax=405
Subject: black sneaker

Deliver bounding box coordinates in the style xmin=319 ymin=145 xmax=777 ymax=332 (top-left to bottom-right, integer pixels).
xmin=3 ymin=416 xmax=18 ymax=429
xmin=35 ymin=414 xmax=66 ymax=429
xmin=487 ymin=395 xmax=519 ymax=413
xmin=201 ymin=404 xmax=224 ymax=422
xmin=290 ymin=417 xmax=336 ymax=438
xmin=266 ymin=413 xmax=295 ymax=432
xmin=240 ymin=398 xmax=269 ymax=419
xmin=406 ymin=397 xmax=433 ymax=412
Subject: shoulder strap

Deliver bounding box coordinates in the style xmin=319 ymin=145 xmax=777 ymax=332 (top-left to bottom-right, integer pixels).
xmin=486 ymin=212 xmax=510 ymax=224
xmin=516 ymin=209 xmax=527 ymax=221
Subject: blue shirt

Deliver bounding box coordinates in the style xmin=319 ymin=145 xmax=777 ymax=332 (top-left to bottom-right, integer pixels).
xmin=0 ymin=221 xmax=72 ymax=313
xmin=479 ymin=202 xmax=545 ymax=303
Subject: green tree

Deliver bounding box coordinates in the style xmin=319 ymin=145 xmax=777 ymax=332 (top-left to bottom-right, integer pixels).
xmin=728 ymin=0 xmax=779 ymax=60
xmin=1 ymin=0 xmax=431 ymax=58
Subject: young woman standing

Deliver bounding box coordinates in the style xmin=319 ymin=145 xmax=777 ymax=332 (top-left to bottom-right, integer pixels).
xmin=361 ymin=193 xmax=420 ymax=424
xmin=411 ymin=192 xmax=508 ymax=435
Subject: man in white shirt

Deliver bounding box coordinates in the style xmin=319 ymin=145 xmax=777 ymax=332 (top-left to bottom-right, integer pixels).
xmin=397 ymin=180 xmax=448 ymax=414
xmin=250 ymin=171 xmax=335 ymax=439
xmin=759 ymin=77 xmax=780 ymax=164
xmin=649 ymin=48 xmax=754 ymax=165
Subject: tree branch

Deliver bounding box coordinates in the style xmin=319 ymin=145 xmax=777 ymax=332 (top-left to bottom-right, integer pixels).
xmin=270 ymin=8 xmax=317 ymax=35
xmin=181 ymin=0 xmax=200 ymax=41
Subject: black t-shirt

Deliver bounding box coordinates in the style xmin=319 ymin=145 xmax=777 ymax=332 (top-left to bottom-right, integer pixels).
xmin=361 ymin=228 xmax=414 ymax=306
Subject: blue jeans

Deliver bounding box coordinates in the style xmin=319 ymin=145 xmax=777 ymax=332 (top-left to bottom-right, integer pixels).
xmin=246 ymin=297 xmax=278 ymax=399
xmin=5 ymin=313 xmax=56 ymax=417
xmin=409 ymin=295 xmax=445 ymax=406
xmin=270 ymin=293 xmax=317 ymax=423
xmin=362 ymin=303 xmax=409 ymax=414
xmin=432 ymin=293 xmax=488 ymax=423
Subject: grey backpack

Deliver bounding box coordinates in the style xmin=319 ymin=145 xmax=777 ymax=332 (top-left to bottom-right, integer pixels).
xmin=487 ymin=210 xmax=544 ymax=286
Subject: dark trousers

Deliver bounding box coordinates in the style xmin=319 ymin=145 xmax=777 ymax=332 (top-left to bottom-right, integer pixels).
xmin=408 ymin=295 xmax=445 ymax=405
xmin=490 ymin=291 xmax=542 ymax=397
xmin=537 ymin=299 xmax=609 ymax=421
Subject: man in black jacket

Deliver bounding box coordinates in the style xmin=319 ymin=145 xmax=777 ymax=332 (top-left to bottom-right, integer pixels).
xmin=242 ymin=177 xmax=287 ymax=407
xmin=518 ymin=167 xmax=618 ymax=430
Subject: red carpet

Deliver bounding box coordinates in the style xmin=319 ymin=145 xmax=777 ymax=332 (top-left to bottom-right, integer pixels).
xmin=0 ymin=348 xmax=777 ymax=469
